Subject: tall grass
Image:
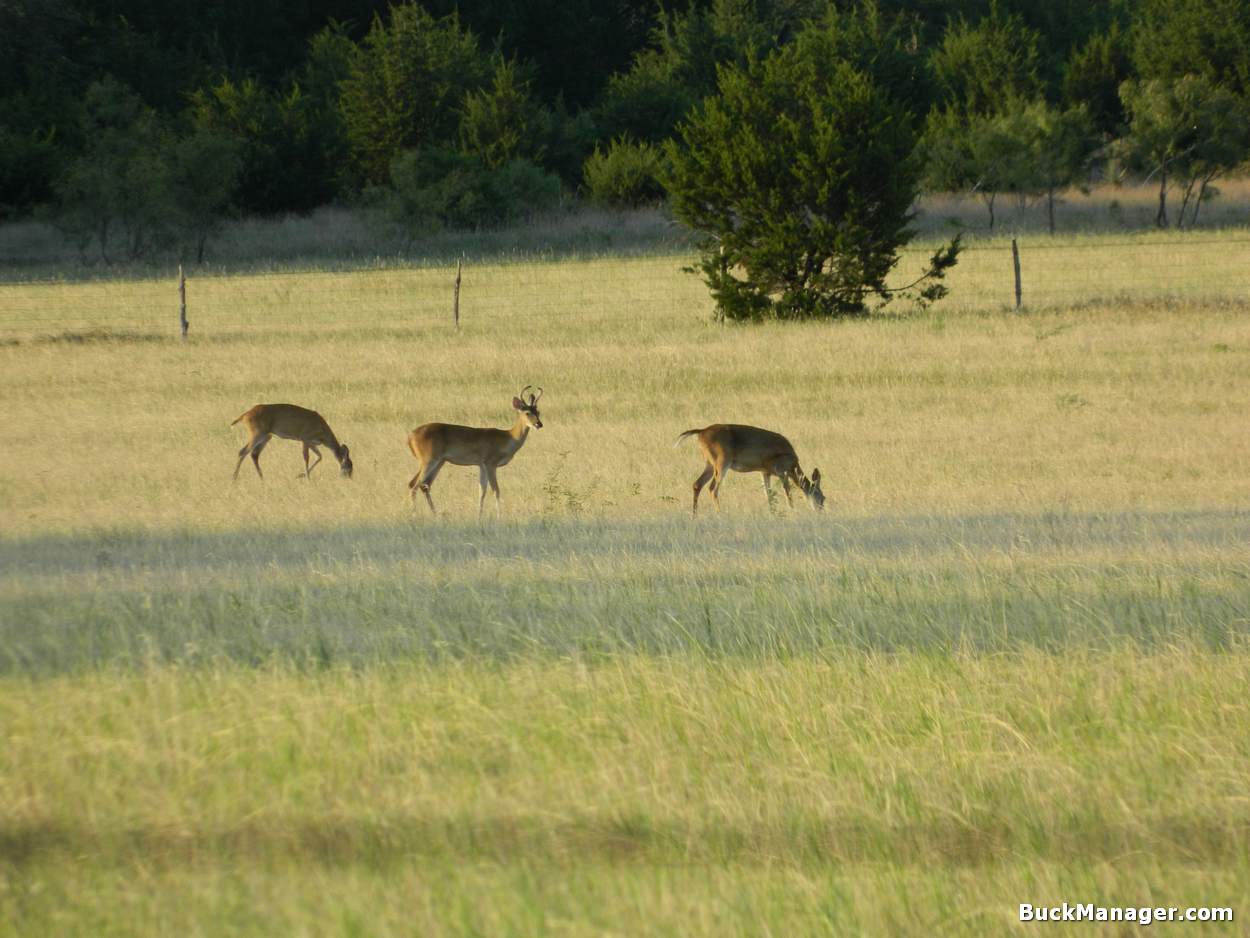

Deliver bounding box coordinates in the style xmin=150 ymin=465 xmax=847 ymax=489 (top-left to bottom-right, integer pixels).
xmin=3 ymin=655 xmax=1248 ymax=935
xmin=1 ymin=242 xmax=1249 ymax=933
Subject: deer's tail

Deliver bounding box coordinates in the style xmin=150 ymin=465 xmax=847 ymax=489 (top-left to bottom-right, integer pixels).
xmin=231 ymin=404 xmax=263 ymax=427
xmin=673 ymin=428 xmax=704 ymax=448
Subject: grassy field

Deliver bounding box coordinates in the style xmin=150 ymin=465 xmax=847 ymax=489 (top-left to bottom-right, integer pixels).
xmin=2 ymin=234 xmax=1249 ymax=934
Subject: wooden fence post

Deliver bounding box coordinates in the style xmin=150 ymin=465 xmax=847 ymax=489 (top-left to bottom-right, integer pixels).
xmin=453 ymin=258 xmax=462 ymax=330
xmin=1011 ymin=238 xmax=1022 ymax=311
xmin=178 ymin=265 xmax=189 ymax=338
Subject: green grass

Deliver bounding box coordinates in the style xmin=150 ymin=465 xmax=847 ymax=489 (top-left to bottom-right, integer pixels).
xmin=1 ymin=235 xmax=1249 ymax=933
xmin=3 ymin=656 xmax=1248 ymax=935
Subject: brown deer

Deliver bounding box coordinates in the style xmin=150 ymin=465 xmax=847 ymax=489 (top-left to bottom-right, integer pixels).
xmin=231 ymin=404 xmax=353 ymax=481
xmin=675 ymin=424 xmax=824 ymax=515
xmin=407 ymin=387 xmax=543 ymax=516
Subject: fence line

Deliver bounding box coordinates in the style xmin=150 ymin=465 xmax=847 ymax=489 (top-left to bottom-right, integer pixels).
xmin=2 ymin=238 xmax=1249 ymax=341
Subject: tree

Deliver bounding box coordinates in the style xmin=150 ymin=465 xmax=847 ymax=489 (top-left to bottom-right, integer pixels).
xmin=53 ymin=78 xmax=170 ymax=263
xmin=340 ymin=4 xmax=489 ymax=185
xmin=161 ymin=128 xmax=243 ymax=262
xmin=1063 ymin=22 xmax=1133 ymax=138
xmin=928 ymin=11 xmax=1043 ymax=116
xmin=1118 ymin=75 xmax=1250 ymax=228
xmin=189 ymin=75 xmax=342 ymax=214
xmin=1018 ymin=102 xmax=1099 ymax=234
xmin=921 ymin=107 xmax=1026 ymax=231
xmin=459 ymin=59 xmax=546 ymax=170
xmin=665 ymin=22 xmax=959 ymax=321
xmin=1131 ymin=0 xmax=1250 ymax=96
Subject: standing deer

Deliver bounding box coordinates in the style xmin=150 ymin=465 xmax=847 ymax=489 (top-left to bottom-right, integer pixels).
xmin=231 ymin=404 xmax=353 ymax=481
xmin=407 ymin=386 xmax=543 ymax=516
xmin=675 ymin=424 xmax=824 ymax=515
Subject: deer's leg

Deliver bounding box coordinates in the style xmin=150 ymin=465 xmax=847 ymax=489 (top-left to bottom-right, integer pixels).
xmin=692 ymin=464 xmax=714 ymax=515
xmin=779 ymin=472 xmax=795 ymax=508
xmin=249 ymin=435 xmax=271 ymax=479
xmin=770 ymin=459 xmax=797 ymax=509
xmin=301 ymin=445 xmax=322 ymax=479
xmin=487 ymin=465 xmax=502 ymax=517
xmin=477 ymin=466 xmax=490 ymax=518
xmin=762 ymin=473 xmax=779 ymax=512
xmin=233 ymin=439 xmax=255 ymax=481
xmin=416 ymin=459 xmax=445 ymax=513
xmin=709 ymin=459 xmax=729 ymax=512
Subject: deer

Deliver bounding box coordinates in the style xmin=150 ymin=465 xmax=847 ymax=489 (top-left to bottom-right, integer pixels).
xmin=407 ymin=386 xmax=543 ymax=516
xmin=231 ymin=403 xmax=353 ymax=481
xmin=675 ymin=424 xmax=824 ymax=515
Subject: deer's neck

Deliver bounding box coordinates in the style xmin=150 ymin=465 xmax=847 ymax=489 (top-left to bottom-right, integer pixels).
xmin=321 ymin=427 xmax=343 ymax=457
xmin=507 ymin=413 xmax=531 ymax=449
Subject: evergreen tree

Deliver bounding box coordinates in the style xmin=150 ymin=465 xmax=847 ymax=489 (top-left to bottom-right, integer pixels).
xmin=666 ymin=20 xmax=957 ymax=320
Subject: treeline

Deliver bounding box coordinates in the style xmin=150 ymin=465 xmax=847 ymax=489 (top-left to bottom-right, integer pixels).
xmin=3 ymin=0 xmax=1248 ymax=261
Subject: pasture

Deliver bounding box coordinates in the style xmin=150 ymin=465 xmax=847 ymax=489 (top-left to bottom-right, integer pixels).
xmin=2 ymin=233 xmax=1249 ymax=934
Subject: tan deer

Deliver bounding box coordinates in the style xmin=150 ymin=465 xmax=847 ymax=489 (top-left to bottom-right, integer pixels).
xmin=231 ymin=404 xmax=353 ymax=481
xmin=675 ymin=424 xmax=824 ymax=515
xmin=407 ymin=387 xmax=543 ymax=516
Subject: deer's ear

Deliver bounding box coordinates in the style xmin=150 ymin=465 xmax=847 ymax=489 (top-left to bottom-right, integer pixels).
xmin=811 ymin=468 xmax=821 ymax=483
xmin=512 ymin=397 xmax=524 ymax=410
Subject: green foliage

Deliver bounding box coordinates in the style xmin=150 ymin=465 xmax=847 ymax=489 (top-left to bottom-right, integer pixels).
xmin=593 ymin=52 xmax=701 ymax=145
xmin=923 ymin=99 xmax=1098 ymax=232
xmin=385 ymin=148 xmax=562 ymax=232
xmin=928 ymin=11 xmax=1043 ymax=115
xmin=340 ymin=4 xmax=490 ymax=185
xmin=1131 ymin=0 xmax=1250 ymax=96
xmin=592 ymin=0 xmax=805 ymax=144
xmin=0 ymin=126 xmax=59 ymax=219
xmin=1118 ymin=75 xmax=1250 ymax=228
xmin=459 ymin=60 xmax=547 ymax=170
xmin=161 ymin=129 xmax=244 ymax=262
xmin=1063 ymin=23 xmax=1133 ymax=137
xmin=583 ymin=138 xmax=668 ymax=207
xmin=667 ymin=21 xmax=957 ymax=320
xmin=189 ymin=75 xmax=342 ymax=214
xmin=53 ymin=79 xmax=170 ymax=262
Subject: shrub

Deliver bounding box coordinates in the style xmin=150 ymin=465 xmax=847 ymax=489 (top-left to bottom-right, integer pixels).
xmin=583 ymin=138 xmax=668 ymax=207
xmin=387 ymin=147 xmax=561 ymax=231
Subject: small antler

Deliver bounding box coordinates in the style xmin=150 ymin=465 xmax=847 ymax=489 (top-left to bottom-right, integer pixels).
xmin=519 ymin=385 xmax=533 ymax=404
xmin=530 ymin=386 xmax=543 ymax=406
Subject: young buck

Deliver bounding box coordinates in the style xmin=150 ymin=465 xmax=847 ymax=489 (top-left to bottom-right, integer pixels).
xmin=231 ymin=403 xmax=353 ymax=481
xmin=407 ymin=387 xmax=543 ymax=516
xmin=675 ymin=424 xmax=824 ymax=515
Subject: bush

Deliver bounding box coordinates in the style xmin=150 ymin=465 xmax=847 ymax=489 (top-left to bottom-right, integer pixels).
xmin=583 ymin=138 xmax=668 ymax=207
xmin=386 ymin=147 xmax=562 ymax=231
xmin=666 ymin=22 xmax=958 ymax=320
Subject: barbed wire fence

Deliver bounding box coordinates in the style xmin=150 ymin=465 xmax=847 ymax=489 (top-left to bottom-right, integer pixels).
xmin=2 ymin=238 xmax=1249 ymax=342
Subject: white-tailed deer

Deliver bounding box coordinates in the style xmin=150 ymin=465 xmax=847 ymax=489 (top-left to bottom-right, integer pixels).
xmin=407 ymin=387 xmax=543 ymax=516
xmin=675 ymin=424 xmax=824 ymax=515
xmin=231 ymin=404 xmax=353 ymax=481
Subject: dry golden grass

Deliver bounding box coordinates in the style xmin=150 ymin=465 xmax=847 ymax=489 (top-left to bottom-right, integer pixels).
xmin=2 ymin=237 xmax=1249 ymax=934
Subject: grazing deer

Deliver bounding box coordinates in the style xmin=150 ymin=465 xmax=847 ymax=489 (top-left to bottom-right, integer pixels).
xmin=407 ymin=386 xmax=544 ymax=516
xmin=231 ymin=404 xmax=353 ymax=481
xmin=675 ymin=424 xmax=824 ymax=515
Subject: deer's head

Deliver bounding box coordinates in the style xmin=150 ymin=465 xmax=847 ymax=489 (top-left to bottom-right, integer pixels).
xmin=513 ymin=386 xmax=544 ymax=429
xmin=798 ymin=467 xmax=824 ymax=510
xmin=336 ymin=443 xmax=354 ymax=478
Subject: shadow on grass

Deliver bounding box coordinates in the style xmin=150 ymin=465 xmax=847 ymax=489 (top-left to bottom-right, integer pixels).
xmin=3 ymin=811 xmax=1246 ymax=870
xmin=3 ymin=507 xmax=1248 ymax=579
xmin=2 ymin=507 xmax=1248 ymax=673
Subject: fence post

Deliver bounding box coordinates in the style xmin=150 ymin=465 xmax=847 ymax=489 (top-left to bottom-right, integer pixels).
xmin=453 ymin=258 xmax=462 ymax=330
xmin=178 ymin=265 xmax=188 ymax=338
xmin=1011 ymin=238 xmax=1022 ymax=311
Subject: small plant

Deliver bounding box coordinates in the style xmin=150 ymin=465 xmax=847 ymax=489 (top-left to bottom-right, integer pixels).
xmin=583 ymin=137 xmax=668 ymax=208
